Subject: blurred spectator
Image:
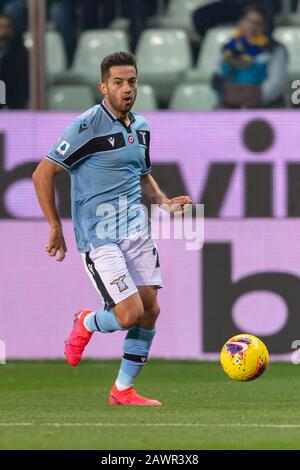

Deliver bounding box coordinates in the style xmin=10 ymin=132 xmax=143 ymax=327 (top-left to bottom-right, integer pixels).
xmin=0 ymin=0 xmax=27 ymax=32
xmin=0 ymin=1 xmax=78 ymax=66
xmin=0 ymin=13 xmax=29 ymax=109
xmin=212 ymin=4 xmax=287 ymax=108
xmin=0 ymin=1 xmax=161 ymax=67
xmin=0 ymin=1 xmax=77 ymax=65
xmin=48 ymin=0 xmax=159 ymax=64
xmin=117 ymin=0 xmax=159 ymax=51
xmin=80 ymin=0 xmax=159 ymax=51
xmin=193 ymin=0 xmax=281 ymax=37
xmin=49 ymin=0 xmax=77 ymax=66
xmin=50 ymin=0 xmax=154 ymax=65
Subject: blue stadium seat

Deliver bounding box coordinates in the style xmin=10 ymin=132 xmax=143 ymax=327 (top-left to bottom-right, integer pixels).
xmin=54 ymin=30 xmax=129 ymax=86
xmin=273 ymin=26 xmax=300 ymax=81
xmin=133 ymin=85 xmax=158 ymax=112
xmin=185 ymin=26 xmax=235 ymax=82
xmin=136 ymin=29 xmax=192 ymax=105
xmin=170 ymin=83 xmax=217 ymax=110
xmin=158 ymin=0 xmax=215 ymax=32
xmin=48 ymin=85 xmax=95 ymax=111
xmin=24 ymin=30 xmax=67 ymax=81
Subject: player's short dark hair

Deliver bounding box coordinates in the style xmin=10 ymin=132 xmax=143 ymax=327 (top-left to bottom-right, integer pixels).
xmin=101 ymin=51 xmax=137 ymax=82
xmin=241 ymin=3 xmax=270 ymax=24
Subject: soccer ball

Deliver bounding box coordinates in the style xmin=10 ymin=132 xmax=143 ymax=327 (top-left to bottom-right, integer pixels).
xmin=220 ymin=334 xmax=269 ymax=382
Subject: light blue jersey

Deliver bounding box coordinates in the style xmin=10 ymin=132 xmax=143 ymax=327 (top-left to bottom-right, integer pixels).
xmin=46 ymin=101 xmax=152 ymax=252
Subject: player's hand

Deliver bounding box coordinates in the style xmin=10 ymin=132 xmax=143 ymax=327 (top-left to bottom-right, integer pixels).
xmin=46 ymin=225 xmax=67 ymax=262
xmin=160 ymin=196 xmax=192 ymax=216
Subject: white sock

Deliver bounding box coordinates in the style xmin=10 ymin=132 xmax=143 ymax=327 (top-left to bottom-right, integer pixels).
xmin=83 ymin=313 xmax=94 ymax=332
xmin=115 ymin=379 xmax=131 ymax=391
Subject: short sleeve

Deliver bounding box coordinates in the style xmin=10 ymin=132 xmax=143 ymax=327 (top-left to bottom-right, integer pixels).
xmin=137 ymin=122 xmax=151 ymax=176
xmin=45 ymin=116 xmax=94 ymax=171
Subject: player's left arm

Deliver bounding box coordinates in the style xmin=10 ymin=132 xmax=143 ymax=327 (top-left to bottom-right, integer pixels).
xmin=141 ymin=173 xmax=192 ymax=214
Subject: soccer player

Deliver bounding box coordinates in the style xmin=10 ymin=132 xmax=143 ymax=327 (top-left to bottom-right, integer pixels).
xmin=33 ymin=52 xmax=191 ymax=406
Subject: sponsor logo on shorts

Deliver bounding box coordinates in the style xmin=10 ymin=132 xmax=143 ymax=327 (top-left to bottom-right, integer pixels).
xmin=110 ymin=275 xmax=128 ymax=292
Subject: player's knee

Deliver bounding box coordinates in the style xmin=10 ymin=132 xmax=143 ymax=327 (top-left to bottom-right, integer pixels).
xmin=144 ymin=304 xmax=160 ymax=323
xmin=117 ymin=307 xmax=144 ymax=330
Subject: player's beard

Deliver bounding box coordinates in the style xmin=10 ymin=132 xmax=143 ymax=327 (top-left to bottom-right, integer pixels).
xmin=108 ymin=91 xmax=137 ymax=115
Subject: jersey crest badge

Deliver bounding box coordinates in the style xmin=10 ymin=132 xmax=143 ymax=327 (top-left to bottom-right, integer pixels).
xmin=139 ymin=131 xmax=147 ymax=145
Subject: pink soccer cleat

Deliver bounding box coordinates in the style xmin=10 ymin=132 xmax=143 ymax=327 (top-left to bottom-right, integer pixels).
xmin=64 ymin=310 xmax=93 ymax=366
xmin=108 ymin=384 xmax=162 ymax=406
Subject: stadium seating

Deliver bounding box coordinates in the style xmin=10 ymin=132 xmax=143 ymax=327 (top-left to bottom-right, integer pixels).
xmin=54 ymin=30 xmax=129 ymax=86
xmin=169 ymin=83 xmax=217 ymax=110
xmin=185 ymin=26 xmax=235 ymax=83
xmin=24 ymin=30 xmax=67 ymax=81
xmin=136 ymin=29 xmax=192 ymax=105
xmin=48 ymin=84 xmax=95 ymax=111
xmin=287 ymin=0 xmax=300 ymax=26
xmin=158 ymin=0 xmax=216 ymax=32
xmin=273 ymin=26 xmax=300 ymax=81
xmin=274 ymin=0 xmax=300 ymax=26
xmin=23 ymin=14 xmax=296 ymax=111
xmin=133 ymin=84 xmax=158 ymax=112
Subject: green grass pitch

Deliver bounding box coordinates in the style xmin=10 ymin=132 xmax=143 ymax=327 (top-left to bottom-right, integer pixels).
xmin=0 ymin=360 xmax=299 ymax=450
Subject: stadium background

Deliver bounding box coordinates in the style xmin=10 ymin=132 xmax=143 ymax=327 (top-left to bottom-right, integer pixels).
xmin=1 ymin=0 xmax=300 ymax=362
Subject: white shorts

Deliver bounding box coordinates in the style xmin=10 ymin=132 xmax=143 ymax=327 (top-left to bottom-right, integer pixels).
xmin=82 ymin=232 xmax=163 ymax=308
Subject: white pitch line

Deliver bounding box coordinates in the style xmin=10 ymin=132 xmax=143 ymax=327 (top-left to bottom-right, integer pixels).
xmin=0 ymin=423 xmax=300 ymax=429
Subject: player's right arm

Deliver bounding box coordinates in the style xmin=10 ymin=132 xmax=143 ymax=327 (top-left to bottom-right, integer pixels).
xmin=32 ymin=159 xmax=67 ymax=262
xmin=33 ymin=109 xmax=96 ymax=260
